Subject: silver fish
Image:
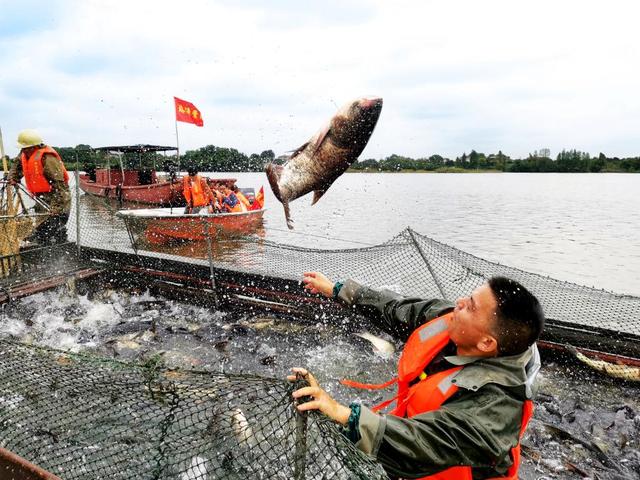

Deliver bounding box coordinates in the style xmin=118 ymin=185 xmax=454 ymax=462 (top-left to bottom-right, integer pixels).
xmin=230 ymin=407 xmax=256 ymax=446
xmin=180 ymin=456 xmax=208 ymax=480
xmin=354 ymin=332 xmax=395 ymax=357
xmin=266 ymin=96 xmax=383 ymax=229
xmin=567 ymin=345 xmax=640 ymax=382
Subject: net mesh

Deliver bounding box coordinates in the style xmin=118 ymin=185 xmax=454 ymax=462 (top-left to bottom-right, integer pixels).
xmin=211 ymin=229 xmax=639 ymax=337
xmin=0 ymin=340 xmax=386 ymax=479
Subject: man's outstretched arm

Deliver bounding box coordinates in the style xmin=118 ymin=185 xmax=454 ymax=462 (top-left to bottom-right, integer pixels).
xmin=303 ymin=272 xmax=452 ymax=342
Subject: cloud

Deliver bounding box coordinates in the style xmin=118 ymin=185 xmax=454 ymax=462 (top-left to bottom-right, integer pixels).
xmin=0 ymin=0 xmax=639 ymax=159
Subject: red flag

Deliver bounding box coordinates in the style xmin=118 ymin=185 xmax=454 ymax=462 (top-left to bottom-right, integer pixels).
xmin=174 ymin=96 xmax=204 ymax=126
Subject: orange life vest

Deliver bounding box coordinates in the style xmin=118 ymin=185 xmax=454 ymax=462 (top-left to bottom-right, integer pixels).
xmin=20 ymin=146 xmax=69 ymax=194
xmin=224 ymin=192 xmax=246 ymax=213
xmin=235 ymin=191 xmax=251 ymax=210
xmin=342 ymin=313 xmax=533 ymax=480
xmin=183 ymin=175 xmax=209 ymax=207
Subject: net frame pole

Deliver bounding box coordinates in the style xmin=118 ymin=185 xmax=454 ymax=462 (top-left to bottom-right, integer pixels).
xmin=75 ymin=152 xmax=81 ymax=255
xmin=293 ymin=410 xmax=307 ymax=480
xmin=203 ymin=218 xmax=219 ymax=309
xmin=407 ymin=227 xmax=446 ymax=299
xmin=293 ymin=375 xmax=308 ymax=480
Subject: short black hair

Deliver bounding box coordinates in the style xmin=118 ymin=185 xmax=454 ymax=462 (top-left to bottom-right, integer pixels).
xmin=487 ymin=276 xmax=544 ymax=356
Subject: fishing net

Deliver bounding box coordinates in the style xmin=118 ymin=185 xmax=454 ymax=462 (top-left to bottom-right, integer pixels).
xmin=1 ymin=180 xmax=639 ymax=478
xmin=0 ymin=182 xmax=33 ymax=277
xmin=210 ymin=228 xmax=640 ymax=339
xmin=12 ymin=174 xmax=638 ymax=356
xmin=0 ymin=339 xmax=387 ymax=479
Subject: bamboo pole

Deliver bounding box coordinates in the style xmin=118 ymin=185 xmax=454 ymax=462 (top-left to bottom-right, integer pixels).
xmin=0 ymin=126 xmax=22 ymax=276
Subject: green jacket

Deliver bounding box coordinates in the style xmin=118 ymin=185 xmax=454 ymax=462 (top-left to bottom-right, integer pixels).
xmin=337 ymin=279 xmax=540 ymax=480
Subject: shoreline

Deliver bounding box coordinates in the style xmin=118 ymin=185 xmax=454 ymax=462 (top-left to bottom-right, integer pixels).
xmin=345 ymin=168 xmax=636 ymax=174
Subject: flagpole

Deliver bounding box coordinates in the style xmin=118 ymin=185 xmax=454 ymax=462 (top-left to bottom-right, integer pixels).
xmin=174 ymin=118 xmax=180 ymax=171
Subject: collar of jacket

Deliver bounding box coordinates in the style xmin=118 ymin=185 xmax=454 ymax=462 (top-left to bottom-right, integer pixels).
xmin=443 ymin=343 xmax=540 ymax=399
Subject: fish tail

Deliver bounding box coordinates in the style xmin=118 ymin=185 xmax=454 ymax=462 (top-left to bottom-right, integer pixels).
xmin=265 ymin=163 xmax=283 ymax=203
xmin=283 ymin=200 xmax=294 ymax=230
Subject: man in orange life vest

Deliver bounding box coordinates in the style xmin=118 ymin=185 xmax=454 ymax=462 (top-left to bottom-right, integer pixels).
xmin=290 ymin=272 xmax=544 ymax=479
xmin=182 ymin=166 xmax=216 ymax=214
xmin=232 ymin=185 xmax=252 ymax=210
xmin=220 ymin=185 xmax=247 ymax=213
xmin=7 ymin=130 xmax=71 ymax=244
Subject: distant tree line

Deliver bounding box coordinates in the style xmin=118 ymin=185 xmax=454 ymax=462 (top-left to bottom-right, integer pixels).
xmin=54 ymin=144 xmax=639 ymax=173
xmin=181 ymin=146 xmax=275 ymax=172
xmin=54 ymin=144 xmax=275 ymax=173
xmin=351 ymin=149 xmax=640 ymax=173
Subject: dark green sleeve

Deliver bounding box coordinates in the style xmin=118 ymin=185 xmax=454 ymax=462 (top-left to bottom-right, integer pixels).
xmin=337 ymin=279 xmax=453 ymax=342
xmin=7 ymin=156 xmax=22 ymax=182
xmin=374 ymin=386 xmax=523 ymax=478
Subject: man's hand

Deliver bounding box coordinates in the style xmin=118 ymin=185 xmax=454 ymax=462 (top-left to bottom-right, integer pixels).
xmin=287 ymin=368 xmax=351 ymax=425
xmin=302 ymin=271 xmax=335 ymax=298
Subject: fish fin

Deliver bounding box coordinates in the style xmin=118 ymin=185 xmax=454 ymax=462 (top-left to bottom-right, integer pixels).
xmin=311 ymin=189 xmax=327 ymax=205
xmin=283 ymin=200 xmax=294 ymax=230
xmin=289 ymin=142 xmax=309 ymax=159
xmin=312 ymin=124 xmax=331 ymax=155
xmin=265 ymin=163 xmax=284 ymax=203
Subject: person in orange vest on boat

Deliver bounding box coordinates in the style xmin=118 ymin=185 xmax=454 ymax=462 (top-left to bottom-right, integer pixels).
xmin=182 ymin=166 xmax=216 ymax=214
xmin=290 ymin=273 xmax=544 ymax=480
xmin=211 ymin=188 xmax=225 ymax=213
xmin=232 ymin=185 xmax=251 ymax=210
xmin=7 ymin=129 xmax=71 ymax=245
xmin=220 ymin=185 xmax=247 ymax=213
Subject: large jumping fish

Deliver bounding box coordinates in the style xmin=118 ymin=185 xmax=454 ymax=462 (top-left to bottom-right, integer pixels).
xmin=266 ymin=97 xmax=383 ymax=229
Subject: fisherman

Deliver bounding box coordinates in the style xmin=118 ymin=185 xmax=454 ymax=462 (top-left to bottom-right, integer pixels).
xmin=232 ymin=185 xmax=251 ymax=210
xmin=290 ymin=272 xmax=544 ymax=480
xmin=182 ymin=166 xmax=216 ymax=214
xmin=220 ymin=185 xmax=246 ymax=213
xmin=7 ymin=129 xmax=71 ymax=245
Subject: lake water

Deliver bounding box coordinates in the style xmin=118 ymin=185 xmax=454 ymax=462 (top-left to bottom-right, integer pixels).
xmin=74 ymin=172 xmax=640 ymax=296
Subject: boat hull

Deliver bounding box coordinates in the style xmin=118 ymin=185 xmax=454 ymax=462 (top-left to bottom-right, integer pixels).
xmin=117 ymin=207 xmax=267 ymax=245
xmin=79 ymin=174 xmax=185 ymax=206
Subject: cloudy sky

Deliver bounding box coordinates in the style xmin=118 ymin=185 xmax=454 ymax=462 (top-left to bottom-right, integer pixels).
xmin=1 ymin=0 xmax=638 ymax=160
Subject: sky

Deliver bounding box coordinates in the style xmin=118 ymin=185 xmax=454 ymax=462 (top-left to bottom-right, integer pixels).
xmin=1 ymin=0 xmax=639 ymax=160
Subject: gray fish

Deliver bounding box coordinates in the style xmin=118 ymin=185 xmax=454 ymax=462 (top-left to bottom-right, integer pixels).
xmin=180 ymin=456 xmax=208 ymax=480
xmin=266 ymin=96 xmax=383 ymax=229
xmin=230 ymin=407 xmax=256 ymax=447
xmin=354 ymin=332 xmax=395 ymax=357
xmin=567 ymin=345 xmax=640 ymax=382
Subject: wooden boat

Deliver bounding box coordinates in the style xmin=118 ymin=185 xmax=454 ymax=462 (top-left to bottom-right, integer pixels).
xmin=78 ymin=145 xmax=184 ymax=206
xmin=116 ymin=206 xmax=267 ymax=245
xmin=79 ymin=169 xmax=185 ymax=205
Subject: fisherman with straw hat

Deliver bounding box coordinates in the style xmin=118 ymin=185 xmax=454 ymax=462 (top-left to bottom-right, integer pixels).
xmin=7 ymin=129 xmax=71 ymax=245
